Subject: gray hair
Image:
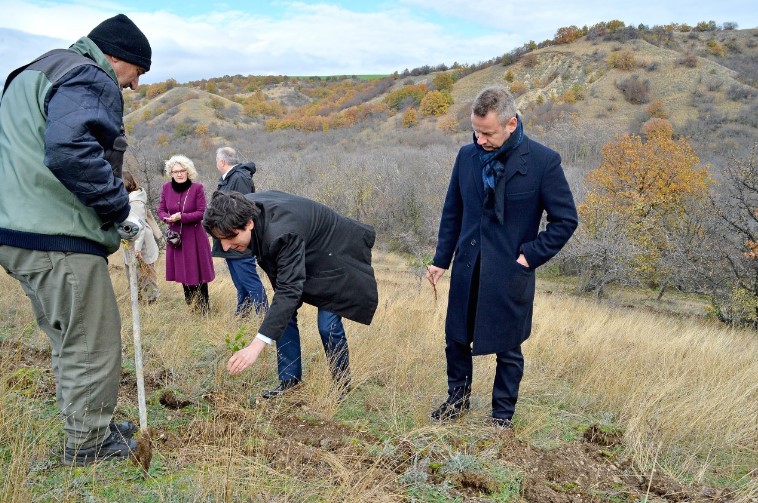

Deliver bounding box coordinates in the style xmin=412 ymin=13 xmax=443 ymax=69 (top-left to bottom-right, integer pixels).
xmin=216 ymin=146 xmax=239 ymax=166
xmin=164 ymin=154 xmax=198 ymax=180
xmin=471 ymin=86 xmax=518 ymax=126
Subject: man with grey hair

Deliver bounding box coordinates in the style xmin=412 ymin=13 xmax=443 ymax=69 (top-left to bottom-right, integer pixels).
xmin=213 ymin=146 xmax=268 ymax=316
xmin=426 ymin=85 xmax=578 ymax=427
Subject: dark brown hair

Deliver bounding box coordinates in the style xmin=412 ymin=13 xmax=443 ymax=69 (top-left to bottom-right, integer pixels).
xmin=122 ymin=171 xmax=139 ymax=192
xmin=203 ymin=191 xmax=261 ymax=238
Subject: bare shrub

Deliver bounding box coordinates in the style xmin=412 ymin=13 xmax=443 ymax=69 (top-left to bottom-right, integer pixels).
xmin=706 ymin=80 xmax=724 ymax=92
xmin=522 ymin=101 xmax=576 ymax=130
xmin=726 ymin=84 xmax=757 ymax=102
xmin=734 ymin=103 xmax=758 ymax=128
xmin=607 ymin=50 xmax=637 ymax=71
xmin=641 ymin=117 xmax=674 ymax=138
xmin=645 ymin=99 xmax=668 ymax=119
xmin=522 ymin=53 xmax=539 ymax=68
xmin=677 ymin=53 xmax=699 ymax=68
xmin=616 ymin=74 xmax=650 ymax=104
xmin=509 ymin=81 xmax=528 ymax=96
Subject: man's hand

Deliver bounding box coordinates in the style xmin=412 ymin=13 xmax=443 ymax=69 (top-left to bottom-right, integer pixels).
xmin=227 ymin=338 xmax=267 ymax=375
xmin=426 ymin=265 xmax=446 ymax=287
xmin=117 ymin=218 xmax=142 ymax=240
xmin=516 ymin=253 xmax=530 ymax=268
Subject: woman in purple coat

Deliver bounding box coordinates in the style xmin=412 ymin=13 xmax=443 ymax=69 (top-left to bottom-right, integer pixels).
xmin=158 ymin=155 xmax=215 ymax=314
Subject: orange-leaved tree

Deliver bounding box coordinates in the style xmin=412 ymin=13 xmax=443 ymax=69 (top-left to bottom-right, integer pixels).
xmin=578 ymin=132 xmax=712 ymax=296
xmin=419 ymin=90 xmax=453 ymax=117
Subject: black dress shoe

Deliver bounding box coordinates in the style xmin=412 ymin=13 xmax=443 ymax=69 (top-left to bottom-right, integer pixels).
xmin=431 ymin=397 xmax=470 ymax=421
xmin=261 ymin=378 xmax=301 ymax=399
xmin=337 ymin=384 xmax=352 ymax=402
xmin=492 ymin=417 xmax=513 ymax=428
xmin=431 ymin=386 xmax=471 ymax=422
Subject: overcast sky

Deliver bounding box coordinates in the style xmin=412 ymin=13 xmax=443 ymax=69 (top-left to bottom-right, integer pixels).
xmin=0 ymin=0 xmax=755 ymax=84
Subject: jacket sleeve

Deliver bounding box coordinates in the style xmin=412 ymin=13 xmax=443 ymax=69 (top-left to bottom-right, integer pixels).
xmin=43 ymin=64 xmax=130 ymax=225
xmin=258 ymin=233 xmax=306 ymax=340
xmin=432 ymin=150 xmax=464 ymax=269
xmin=128 ymin=198 xmax=148 ymax=252
xmin=521 ymin=151 xmax=578 ymax=268
xmin=225 ymin=171 xmax=253 ymax=194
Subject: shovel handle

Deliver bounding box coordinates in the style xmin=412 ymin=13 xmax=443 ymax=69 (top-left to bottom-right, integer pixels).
xmin=127 ymin=257 xmax=148 ymax=431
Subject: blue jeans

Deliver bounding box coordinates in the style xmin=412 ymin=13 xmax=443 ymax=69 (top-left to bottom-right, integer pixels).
xmin=226 ymin=256 xmax=268 ymax=316
xmin=275 ymin=310 xmax=350 ymax=385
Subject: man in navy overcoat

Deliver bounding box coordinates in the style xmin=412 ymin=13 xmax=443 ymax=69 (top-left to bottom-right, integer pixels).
xmin=426 ymin=86 xmax=578 ymax=427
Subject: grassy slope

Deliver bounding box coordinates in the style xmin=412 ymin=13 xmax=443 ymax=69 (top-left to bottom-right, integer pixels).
xmin=1 ymin=251 xmax=756 ymax=502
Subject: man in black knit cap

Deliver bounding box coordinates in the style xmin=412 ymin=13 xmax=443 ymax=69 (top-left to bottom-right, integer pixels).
xmin=0 ymin=14 xmax=152 ymax=466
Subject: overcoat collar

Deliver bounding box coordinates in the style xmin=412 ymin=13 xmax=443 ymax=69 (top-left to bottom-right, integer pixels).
xmin=469 ymin=137 xmax=530 ymax=201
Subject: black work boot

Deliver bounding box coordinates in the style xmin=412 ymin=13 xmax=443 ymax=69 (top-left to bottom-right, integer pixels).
xmin=110 ymin=420 xmax=137 ymax=440
xmin=62 ymin=433 xmax=136 ymax=466
xmin=261 ymin=378 xmax=302 ymax=399
xmin=430 ymin=386 xmax=471 ymax=422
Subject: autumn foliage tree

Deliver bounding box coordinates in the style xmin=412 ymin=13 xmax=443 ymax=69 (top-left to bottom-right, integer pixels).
xmin=384 ymin=84 xmax=428 ymax=113
xmin=402 ymin=107 xmax=418 ymax=127
xmin=577 ymin=133 xmax=712 ymax=296
xmin=432 ymin=72 xmax=454 ymax=92
xmin=554 ymin=25 xmax=584 ymax=44
xmin=419 ymin=90 xmax=453 ymax=116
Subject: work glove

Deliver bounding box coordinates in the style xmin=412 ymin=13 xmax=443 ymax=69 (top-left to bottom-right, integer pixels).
xmin=117 ymin=218 xmax=143 ymax=240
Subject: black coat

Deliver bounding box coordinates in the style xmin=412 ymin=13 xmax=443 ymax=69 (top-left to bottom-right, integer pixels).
xmin=217 ymin=162 xmax=256 ymax=194
xmin=432 ymin=135 xmax=578 ymax=355
xmin=247 ymin=191 xmax=378 ymax=341
xmin=212 ymin=162 xmax=257 ymax=259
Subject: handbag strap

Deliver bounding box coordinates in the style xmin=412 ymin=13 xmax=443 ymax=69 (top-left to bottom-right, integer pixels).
xmin=177 ymin=189 xmax=189 ymax=233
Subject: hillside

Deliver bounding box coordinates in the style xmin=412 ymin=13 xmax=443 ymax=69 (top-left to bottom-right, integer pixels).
xmin=124 ymin=25 xmax=757 ymax=154
xmin=117 ymin=21 xmax=758 ymax=330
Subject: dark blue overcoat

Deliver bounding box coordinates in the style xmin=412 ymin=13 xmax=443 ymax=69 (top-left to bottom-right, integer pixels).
xmin=432 ymin=135 xmax=578 ymax=355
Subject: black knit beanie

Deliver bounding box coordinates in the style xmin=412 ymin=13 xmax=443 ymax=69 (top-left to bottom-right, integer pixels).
xmin=88 ymin=14 xmax=152 ymax=71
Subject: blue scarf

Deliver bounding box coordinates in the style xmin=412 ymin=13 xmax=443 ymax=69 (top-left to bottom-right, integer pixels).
xmin=475 ymin=116 xmax=524 ymax=223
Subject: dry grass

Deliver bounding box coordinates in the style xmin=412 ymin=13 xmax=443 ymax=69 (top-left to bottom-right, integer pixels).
xmin=1 ymin=250 xmax=756 ymax=500
xmin=528 ymin=294 xmax=758 ymax=478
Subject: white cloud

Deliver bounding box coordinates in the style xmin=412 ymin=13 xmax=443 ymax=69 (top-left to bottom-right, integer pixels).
xmin=0 ymin=0 xmax=522 ymax=83
xmin=1 ymin=0 xmax=754 ymax=84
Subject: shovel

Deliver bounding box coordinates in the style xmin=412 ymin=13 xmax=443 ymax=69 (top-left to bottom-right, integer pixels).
xmin=125 ymin=248 xmax=153 ymax=474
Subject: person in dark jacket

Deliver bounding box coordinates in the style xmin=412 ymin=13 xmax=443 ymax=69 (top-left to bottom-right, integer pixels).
xmin=203 ymin=190 xmax=378 ymax=398
xmin=426 ymin=86 xmax=578 ymax=428
xmin=212 ymin=147 xmax=268 ymax=316
xmin=0 ymin=14 xmax=152 ymax=466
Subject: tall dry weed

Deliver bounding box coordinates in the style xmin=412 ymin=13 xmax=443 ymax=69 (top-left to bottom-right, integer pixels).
xmin=528 ymin=293 xmax=758 ymax=480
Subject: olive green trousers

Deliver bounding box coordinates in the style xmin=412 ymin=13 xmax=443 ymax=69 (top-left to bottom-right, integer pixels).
xmin=0 ymin=246 xmax=122 ymax=450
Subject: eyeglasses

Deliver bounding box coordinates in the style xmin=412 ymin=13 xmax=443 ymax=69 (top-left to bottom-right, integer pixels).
xmin=171 ymin=169 xmax=187 ymax=175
